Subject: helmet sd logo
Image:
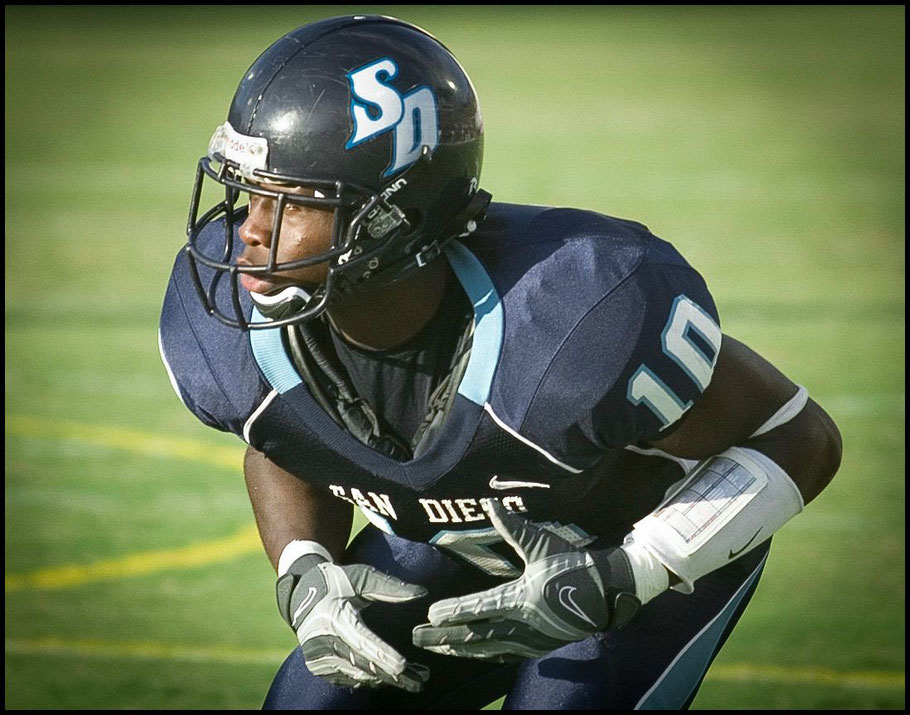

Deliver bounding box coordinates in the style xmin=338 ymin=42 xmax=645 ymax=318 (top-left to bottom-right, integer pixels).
xmin=346 ymin=58 xmax=439 ymax=177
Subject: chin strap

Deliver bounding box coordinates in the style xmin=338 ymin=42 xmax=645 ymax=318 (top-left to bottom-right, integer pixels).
xmin=284 ymin=318 xmax=413 ymax=460
xmin=359 ymin=189 xmax=493 ymax=291
xmin=414 ymin=189 xmax=493 ymax=268
xmin=249 ymin=285 xmax=315 ymax=321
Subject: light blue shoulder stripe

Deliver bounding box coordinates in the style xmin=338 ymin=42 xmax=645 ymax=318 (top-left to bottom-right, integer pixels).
xmin=248 ymin=307 xmax=302 ymax=394
xmin=247 ymin=246 xmax=502 ymax=403
xmin=445 ymin=240 xmax=504 ymax=406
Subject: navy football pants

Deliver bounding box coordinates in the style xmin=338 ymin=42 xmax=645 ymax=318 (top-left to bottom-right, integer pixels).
xmin=263 ymin=525 xmax=770 ymax=710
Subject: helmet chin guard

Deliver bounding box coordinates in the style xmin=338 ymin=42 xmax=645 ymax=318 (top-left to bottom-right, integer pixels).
xmin=249 ymin=286 xmax=314 ymax=322
xmin=183 ymin=15 xmax=488 ymax=331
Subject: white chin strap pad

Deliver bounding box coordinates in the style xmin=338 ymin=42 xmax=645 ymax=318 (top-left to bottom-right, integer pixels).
xmin=249 ymin=285 xmax=313 ymax=321
xmin=626 ymin=447 xmax=804 ymax=594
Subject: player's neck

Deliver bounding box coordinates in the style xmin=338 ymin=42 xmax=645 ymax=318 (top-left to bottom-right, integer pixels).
xmin=325 ymin=259 xmax=451 ymax=351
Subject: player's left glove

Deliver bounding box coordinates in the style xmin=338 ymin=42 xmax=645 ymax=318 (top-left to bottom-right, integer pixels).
xmin=277 ymin=550 xmax=430 ymax=691
xmin=412 ymin=500 xmax=641 ymax=661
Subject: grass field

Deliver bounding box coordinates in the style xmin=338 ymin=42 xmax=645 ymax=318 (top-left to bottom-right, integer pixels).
xmin=5 ymin=5 xmax=905 ymax=709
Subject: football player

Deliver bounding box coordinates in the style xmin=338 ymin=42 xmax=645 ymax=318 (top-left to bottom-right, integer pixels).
xmin=159 ymin=15 xmax=842 ymax=710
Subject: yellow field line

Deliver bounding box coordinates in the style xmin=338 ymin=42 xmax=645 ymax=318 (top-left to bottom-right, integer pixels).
xmin=708 ymin=662 xmax=904 ymax=689
xmin=3 ymin=636 xmax=903 ymax=690
xmin=4 ymin=415 xmax=906 ymax=693
xmin=5 ymin=523 xmax=263 ymax=592
xmin=6 ymin=414 xmax=260 ymax=592
xmin=6 ymin=414 xmax=244 ymax=471
xmin=4 ymin=636 xmax=287 ymax=665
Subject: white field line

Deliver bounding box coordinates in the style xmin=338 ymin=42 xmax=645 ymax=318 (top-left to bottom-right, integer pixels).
xmin=4 ymin=636 xmax=287 ymax=666
xmin=3 ymin=637 xmax=904 ymax=689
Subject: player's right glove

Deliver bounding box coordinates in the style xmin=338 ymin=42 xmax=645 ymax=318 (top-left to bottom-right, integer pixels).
xmin=412 ymin=500 xmax=642 ymax=661
xmin=276 ymin=543 xmax=430 ymax=692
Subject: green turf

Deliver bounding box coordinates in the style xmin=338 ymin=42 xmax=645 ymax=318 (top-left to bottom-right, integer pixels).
xmin=5 ymin=5 xmax=905 ymax=710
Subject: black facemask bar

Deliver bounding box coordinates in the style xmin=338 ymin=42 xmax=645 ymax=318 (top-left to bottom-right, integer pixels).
xmin=184 ymin=147 xmax=489 ymax=331
xmin=184 ymin=153 xmax=412 ymax=330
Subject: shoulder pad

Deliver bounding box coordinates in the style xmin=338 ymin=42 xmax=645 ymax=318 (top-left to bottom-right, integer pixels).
xmin=479 ymin=207 xmax=719 ymax=457
xmin=159 ymin=248 xmax=269 ymax=437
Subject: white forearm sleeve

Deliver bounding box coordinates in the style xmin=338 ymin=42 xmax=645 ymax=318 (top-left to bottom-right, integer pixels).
xmin=623 ymin=447 xmax=804 ymax=595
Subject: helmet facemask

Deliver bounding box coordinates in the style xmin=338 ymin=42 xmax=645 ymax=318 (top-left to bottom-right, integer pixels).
xmin=185 ymin=126 xmax=431 ymax=330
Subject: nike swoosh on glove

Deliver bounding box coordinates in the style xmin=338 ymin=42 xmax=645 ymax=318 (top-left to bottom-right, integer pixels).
xmin=411 ymin=500 xmax=641 ymax=661
xmin=277 ymin=553 xmax=430 ymax=691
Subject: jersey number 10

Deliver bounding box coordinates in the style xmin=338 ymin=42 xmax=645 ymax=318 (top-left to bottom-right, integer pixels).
xmin=627 ymin=294 xmax=722 ymax=428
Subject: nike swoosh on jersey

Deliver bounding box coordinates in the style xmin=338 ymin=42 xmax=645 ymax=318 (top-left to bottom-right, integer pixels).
xmin=728 ymin=529 xmax=763 ymax=559
xmin=557 ymin=585 xmax=597 ymax=627
xmin=488 ymin=475 xmax=551 ymax=490
xmin=292 ymin=587 xmax=319 ymax=627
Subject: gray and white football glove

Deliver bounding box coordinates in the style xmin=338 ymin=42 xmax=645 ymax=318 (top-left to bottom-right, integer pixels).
xmin=277 ymin=550 xmax=430 ymax=691
xmin=412 ymin=500 xmax=641 ymax=661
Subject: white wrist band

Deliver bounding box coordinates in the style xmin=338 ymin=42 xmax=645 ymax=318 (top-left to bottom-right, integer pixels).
xmin=620 ymin=538 xmax=670 ymax=605
xmin=277 ymin=539 xmax=334 ymax=577
xmin=750 ymin=385 xmax=808 ymax=437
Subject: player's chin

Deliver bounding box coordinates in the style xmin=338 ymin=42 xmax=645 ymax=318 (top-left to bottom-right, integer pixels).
xmin=239 ymin=273 xmax=284 ymax=295
xmin=239 ymin=271 xmax=321 ymax=296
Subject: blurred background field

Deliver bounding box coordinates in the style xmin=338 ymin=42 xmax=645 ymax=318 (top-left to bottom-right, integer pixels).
xmin=5 ymin=5 xmax=904 ymax=709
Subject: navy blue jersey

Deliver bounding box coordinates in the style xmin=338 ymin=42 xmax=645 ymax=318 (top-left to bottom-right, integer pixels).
xmin=159 ymin=202 xmax=721 ymax=577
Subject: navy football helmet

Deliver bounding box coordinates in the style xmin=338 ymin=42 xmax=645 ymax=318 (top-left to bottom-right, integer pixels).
xmin=185 ymin=14 xmax=490 ymax=329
